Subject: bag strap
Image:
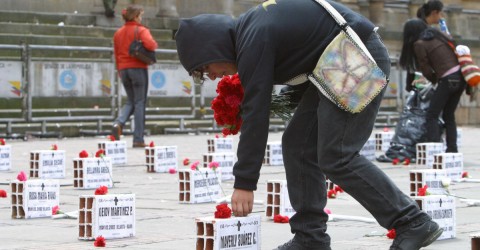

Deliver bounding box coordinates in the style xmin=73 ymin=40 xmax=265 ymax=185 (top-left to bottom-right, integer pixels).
xmin=313 ymin=0 xmax=375 ymax=62
xmin=134 ymin=26 xmax=139 ymax=41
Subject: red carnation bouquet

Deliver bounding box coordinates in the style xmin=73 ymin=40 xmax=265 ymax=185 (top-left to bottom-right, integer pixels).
xmin=211 ymin=74 xmax=244 ymax=136
xmin=211 ymin=74 xmax=293 ymax=136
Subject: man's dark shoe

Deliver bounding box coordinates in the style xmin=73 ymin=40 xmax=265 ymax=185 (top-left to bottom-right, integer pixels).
xmin=111 ymin=124 xmax=122 ymax=140
xmin=274 ymin=238 xmax=331 ymax=250
xmin=274 ymin=239 xmax=305 ymax=250
xmin=390 ymin=220 xmax=443 ymax=250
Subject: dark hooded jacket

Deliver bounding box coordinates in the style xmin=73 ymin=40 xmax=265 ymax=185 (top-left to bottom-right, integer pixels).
xmin=175 ymin=0 xmax=375 ymax=190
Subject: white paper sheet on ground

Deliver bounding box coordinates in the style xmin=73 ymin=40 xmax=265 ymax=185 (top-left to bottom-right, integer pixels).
xmin=52 ymin=210 xmax=79 ymax=219
xmin=328 ymin=214 xmax=377 ymax=223
xmin=459 ymin=199 xmax=480 ymax=206
xmin=453 ymin=178 xmax=480 ymax=183
xmin=215 ymin=195 xmax=264 ymax=205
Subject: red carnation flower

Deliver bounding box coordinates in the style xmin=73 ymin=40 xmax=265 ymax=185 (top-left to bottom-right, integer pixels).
xmin=327 ymin=189 xmax=337 ymax=199
xmin=95 ymin=149 xmax=105 ymax=158
xmin=107 ymin=135 xmax=115 ymax=141
xmin=95 ymin=185 xmax=108 ymax=195
xmin=418 ymin=185 xmax=428 ymax=196
xmin=17 ymin=171 xmax=27 ymax=182
xmin=462 ymin=171 xmax=470 ymax=178
xmin=168 ymin=168 xmax=177 ymax=174
xmin=211 ymin=74 xmax=244 ymax=136
xmin=79 ymin=150 xmax=89 ymax=158
xmin=273 ymin=214 xmax=289 ymax=223
xmin=50 ymin=144 xmax=58 ymax=150
xmin=0 ymin=189 xmax=7 ymax=198
xmin=402 ymin=158 xmax=411 ymax=166
xmin=52 ymin=205 xmax=63 ymax=215
xmin=214 ymin=203 xmax=232 ymax=219
xmin=334 ymin=185 xmax=344 ymax=193
xmin=94 ymin=236 xmax=106 ymax=247
xmin=183 ymin=158 xmax=190 ymax=166
xmin=386 ymin=229 xmax=396 ymax=239
xmin=208 ymin=161 xmax=219 ymax=171
xmin=149 ymin=141 xmax=155 ymax=147
xmin=190 ymin=161 xmax=200 ymax=171
xmin=392 ymin=158 xmax=400 ymax=165
xmin=0 ymin=138 xmax=5 ymax=145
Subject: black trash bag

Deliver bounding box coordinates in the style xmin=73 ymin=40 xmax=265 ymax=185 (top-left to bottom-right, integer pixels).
xmin=377 ymin=85 xmax=439 ymax=163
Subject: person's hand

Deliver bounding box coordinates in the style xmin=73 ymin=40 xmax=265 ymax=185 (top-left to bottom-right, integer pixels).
xmin=231 ymin=188 xmax=254 ymax=217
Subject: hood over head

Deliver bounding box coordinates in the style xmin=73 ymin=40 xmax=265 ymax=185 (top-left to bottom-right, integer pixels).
xmin=175 ymin=14 xmax=236 ymax=74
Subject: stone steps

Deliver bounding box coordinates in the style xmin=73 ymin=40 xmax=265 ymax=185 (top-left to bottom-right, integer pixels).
xmin=0 ymin=22 xmax=173 ymax=40
xmin=0 ymin=10 xmax=179 ymax=60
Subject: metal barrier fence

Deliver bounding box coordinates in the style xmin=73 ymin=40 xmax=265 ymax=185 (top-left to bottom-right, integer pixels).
xmin=0 ymin=43 xmax=406 ymax=139
xmin=0 ymin=44 xmax=200 ymax=138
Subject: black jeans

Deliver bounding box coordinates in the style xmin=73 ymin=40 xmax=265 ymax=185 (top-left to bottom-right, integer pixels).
xmin=281 ymin=32 xmax=429 ymax=248
xmin=425 ymin=71 xmax=466 ymax=152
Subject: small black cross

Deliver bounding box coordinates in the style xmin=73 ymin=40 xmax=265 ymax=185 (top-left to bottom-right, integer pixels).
xmin=439 ymin=198 xmax=443 ymax=207
xmin=205 ymin=172 xmax=209 ymax=178
xmin=114 ymin=197 xmax=119 ymax=206
xmin=237 ymin=221 xmax=242 ymax=231
xmin=41 ymin=183 xmax=45 ymax=191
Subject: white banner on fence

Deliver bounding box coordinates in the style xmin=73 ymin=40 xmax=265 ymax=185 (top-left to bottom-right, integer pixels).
xmin=0 ymin=61 xmax=22 ymax=98
xmin=30 ymin=61 xmax=114 ymax=97
xmin=147 ymin=63 xmax=195 ymax=97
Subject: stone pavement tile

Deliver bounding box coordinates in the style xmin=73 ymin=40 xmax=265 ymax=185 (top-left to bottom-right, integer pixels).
xmin=0 ymin=127 xmax=479 ymax=249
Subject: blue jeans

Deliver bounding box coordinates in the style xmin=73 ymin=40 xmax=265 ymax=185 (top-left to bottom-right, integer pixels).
xmin=282 ymin=32 xmax=429 ymax=248
xmin=425 ymin=71 xmax=466 ymax=152
xmin=115 ymin=68 xmax=148 ymax=143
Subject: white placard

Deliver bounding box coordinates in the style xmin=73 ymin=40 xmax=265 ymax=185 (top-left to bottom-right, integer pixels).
xmin=23 ymin=179 xmax=60 ymax=219
xmin=0 ymin=145 xmax=12 ymax=171
xmin=214 ymin=138 xmax=234 ymax=153
xmin=205 ymin=152 xmax=235 ymax=181
xmin=267 ymin=142 xmax=283 ymax=166
xmin=82 ymin=157 xmax=113 ymax=189
xmin=416 ymin=143 xmax=443 ymax=168
xmin=30 ymin=61 xmax=114 ymax=97
xmin=99 ymin=141 xmax=127 ymax=165
xmin=94 ymin=194 xmax=136 ymax=239
xmin=154 ymin=146 xmax=178 ymax=173
xmin=0 ymin=61 xmax=22 ymax=98
xmin=32 ymin=150 xmax=66 ymax=179
xmin=375 ymin=131 xmax=394 ymax=152
xmin=280 ymin=182 xmax=295 ymax=218
xmin=264 ymin=141 xmax=283 ymax=166
xmin=433 ymin=153 xmax=463 ymax=181
xmin=417 ymin=195 xmax=455 ymax=240
xmin=147 ymin=63 xmax=195 ymax=97
xmin=216 ymin=215 xmax=261 ymax=249
xmin=191 ymin=169 xmax=222 ymax=204
xmin=409 ymin=169 xmax=447 ymax=196
xmin=360 ymin=137 xmax=376 ymax=161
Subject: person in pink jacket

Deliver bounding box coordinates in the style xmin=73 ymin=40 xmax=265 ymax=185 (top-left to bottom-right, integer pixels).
xmin=112 ymin=4 xmax=157 ymax=148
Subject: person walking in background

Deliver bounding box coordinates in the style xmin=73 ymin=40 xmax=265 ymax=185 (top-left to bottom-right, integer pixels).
xmin=417 ymin=0 xmax=444 ymax=26
xmin=112 ymin=4 xmax=157 ymax=148
xmin=402 ymin=0 xmax=446 ymax=92
xmin=175 ymin=0 xmax=442 ymax=249
xmin=399 ymin=19 xmax=466 ymax=153
xmin=103 ymin=0 xmax=118 ymax=18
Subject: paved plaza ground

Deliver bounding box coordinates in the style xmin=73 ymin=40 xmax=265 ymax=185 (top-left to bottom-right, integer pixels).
xmin=1 ymin=126 xmax=479 ymax=250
